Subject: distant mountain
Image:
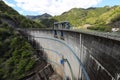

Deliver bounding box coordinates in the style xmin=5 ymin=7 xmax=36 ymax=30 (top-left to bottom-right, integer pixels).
xmin=26 ymin=13 xmax=52 ymax=20
xmin=53 ymin=6 xmax=120 ymax=31
xmin=26 ymin=6 xmax=120 ymax=31
xmin=26 ymin=13 xmax=57 ymax=28
xmin=53 ymin=7 xmax=111 ymax=27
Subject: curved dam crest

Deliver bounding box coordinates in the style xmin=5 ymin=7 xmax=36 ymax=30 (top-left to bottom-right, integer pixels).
xmin=18 ymin=28 xmax=120 ymax=80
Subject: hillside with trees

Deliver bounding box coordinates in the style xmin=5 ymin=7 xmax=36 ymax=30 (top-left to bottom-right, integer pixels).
xmin=54 ymin=7 xmax=110 ymax=27
xmin=87 ymin=6 xmax=120 ymax=32
xmin=53 ymin=6 xmax=120 ymax=32
xmin=0 ymin=1 xmax=45 ymax=28
xmin=26 ymin=13 xmax=57 ymax=28
xmin=28 ymin=6 xmax=120 ymax=32
xmin=26 ymin=13 xmax=52 ymax=21
xmin=0 ymin=26 xmax=36 ymax=80
xmin=0 ymin=1 xmax=46 ymax=80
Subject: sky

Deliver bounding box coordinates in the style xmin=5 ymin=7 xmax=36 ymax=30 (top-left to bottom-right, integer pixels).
xmin=2 ymin=0 xmax=120 ymax=16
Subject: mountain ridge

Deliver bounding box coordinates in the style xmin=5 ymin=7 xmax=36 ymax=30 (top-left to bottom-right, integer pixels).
xmin=26 ymin=13 xmax=52 ymax=20
xmin=54 ymin=6 xmax=111 ymax=26
xmin=52 ymin=6 xmax=120 ymax=31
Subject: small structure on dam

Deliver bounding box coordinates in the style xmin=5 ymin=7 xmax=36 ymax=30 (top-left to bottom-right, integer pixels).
xmin=54 ymin=21 xmax=71 ymax=29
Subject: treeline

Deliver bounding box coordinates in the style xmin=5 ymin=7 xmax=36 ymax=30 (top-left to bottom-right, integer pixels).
xmin=53 ymin=6 xmax=120 ymax=32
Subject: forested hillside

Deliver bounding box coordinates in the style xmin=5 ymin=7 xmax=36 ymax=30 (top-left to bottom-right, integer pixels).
xmin=0 ymin=26 xmax=36 ymax=80
xmin=96 ymin=6 xmax=120 ymax=27
xmin=0 ymin=1 xmax=45 ymax=28
xmin=28 ymin=6 xmax=120 ymax=31
xmin=53 ymin=6 xmax=120 ymax=31
xmin=54 ymin=7 xmax=110 ymax=27
xmin=26 ymin=13 xmax=57 ymax=28
xmin=26 ymin=13 xmax=52 ymax=21
xmin=0 ymin=1 xmax=44 ymax=80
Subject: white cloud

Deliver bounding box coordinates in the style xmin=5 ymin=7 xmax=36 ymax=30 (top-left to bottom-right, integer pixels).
xmin=3 ymin=0 xmax=16 ymax=7
xmin=13 ymin=0 xmax=102 ymax=15
xmin=19 ymin=10 xmax=24 ymax=14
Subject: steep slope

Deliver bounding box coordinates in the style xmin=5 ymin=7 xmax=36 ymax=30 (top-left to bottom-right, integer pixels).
xmin=27 ymin=7 xmax=110 ymax=28
xmin=87 ymin=6 xmax=120 ymax=32
xmin=53 ymin=6 xmax=120 ymax=32
xmin=96 ymin=6 xmax=120 ymax=27
xmin=0 ymin=0 xmax=19 ymax=15
xmin=53 ymin=7 xmax=111 ymax=27
xmin=26 ymin=13 xmax=58 ymax=28
xmin=24 ymin=5 xmax=120 ymax=31
xmin=0 ymin=25 xmax=36 ymax=80
xmin=0 ymin=1 xmax=47 ymax=80
xmin=0 ymin=1 xmax=45 ymax=28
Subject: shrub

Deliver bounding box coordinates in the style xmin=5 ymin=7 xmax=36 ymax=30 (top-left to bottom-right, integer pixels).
xmin=0 ymin=27 xmax=36 ymax=80
xmin=87 ymin=25 xmax=112 ymax=32
xmin=111 ymin=14 xmax=120 ymax=23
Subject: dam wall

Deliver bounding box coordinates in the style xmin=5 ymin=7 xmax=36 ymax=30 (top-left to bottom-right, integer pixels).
xmin=18 ymin=29 xmax=120 ymax=80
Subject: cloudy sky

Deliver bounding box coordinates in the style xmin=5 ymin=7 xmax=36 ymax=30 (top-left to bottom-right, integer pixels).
xmin=3 ymin=0 xmax=120 ymax=16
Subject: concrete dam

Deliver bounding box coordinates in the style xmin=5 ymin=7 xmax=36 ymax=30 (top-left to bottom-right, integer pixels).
xmin=18 ymin=28 xmax=120 ymax=80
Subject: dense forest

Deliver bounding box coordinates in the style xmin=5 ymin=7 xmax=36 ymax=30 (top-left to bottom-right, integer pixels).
xmin=28 ymin=6 xmax=120 ymax=32
xmin=0 ymin=25 xmax=36 ymax=80
xmin=0 ymin=1 xmax=45 ymax=80
xmin=54 ymin=6 xmax=120 ymax=31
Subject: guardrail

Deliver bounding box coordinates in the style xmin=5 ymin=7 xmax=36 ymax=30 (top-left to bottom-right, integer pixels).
xmin=17 ymin=28 xmax=120 ymax=80
xmin=38 ymin=48 xmax=66 ymax=80
xmin=17 ymin=28 xmax=90 ymax=80
xmin=31 ymin=36 xmax=90 ymax=80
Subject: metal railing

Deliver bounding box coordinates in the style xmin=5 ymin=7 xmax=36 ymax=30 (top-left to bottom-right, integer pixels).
xmin=34 ymin=47 xmax=74 ymax=80
xmin=31 ymin=36 xmax=90 ymax=80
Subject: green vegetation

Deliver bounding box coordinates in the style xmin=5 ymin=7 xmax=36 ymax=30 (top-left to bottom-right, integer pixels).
xmin=0 ymin=13 xmax=45 ymax=28
xmin=40 ymin=18 xmax=57 ymax=28
xmin=26 ymin=13 xmax=52 ymax=20
xmin=0 ymin=1 xmax=44 ymax=80
xmin=109 ymin=11 xmax=120 ymax=29
xmin=87 ymin=25 xmax=112 ymax=32
xmin=95 ymin=6 xmax=120 ymax=25
xmin=0 ymin=1 xmax=19 ymax=15
xmin=52 ymin=6 xmax=120 ymax=32
xmin=53 ymin=7 xmax=111 ymax=27
xmin=24 ymin=3 xmax=120 ymax=32
xmin=26 ymin=13 xmax=57 ymax=28
xmin=26 ymin=5 xmax=120 ymax=31
xmin=0 ymin=25 xmax=35 ymax=80
xmin=0 ymin=1 xmax=45 ymax=28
